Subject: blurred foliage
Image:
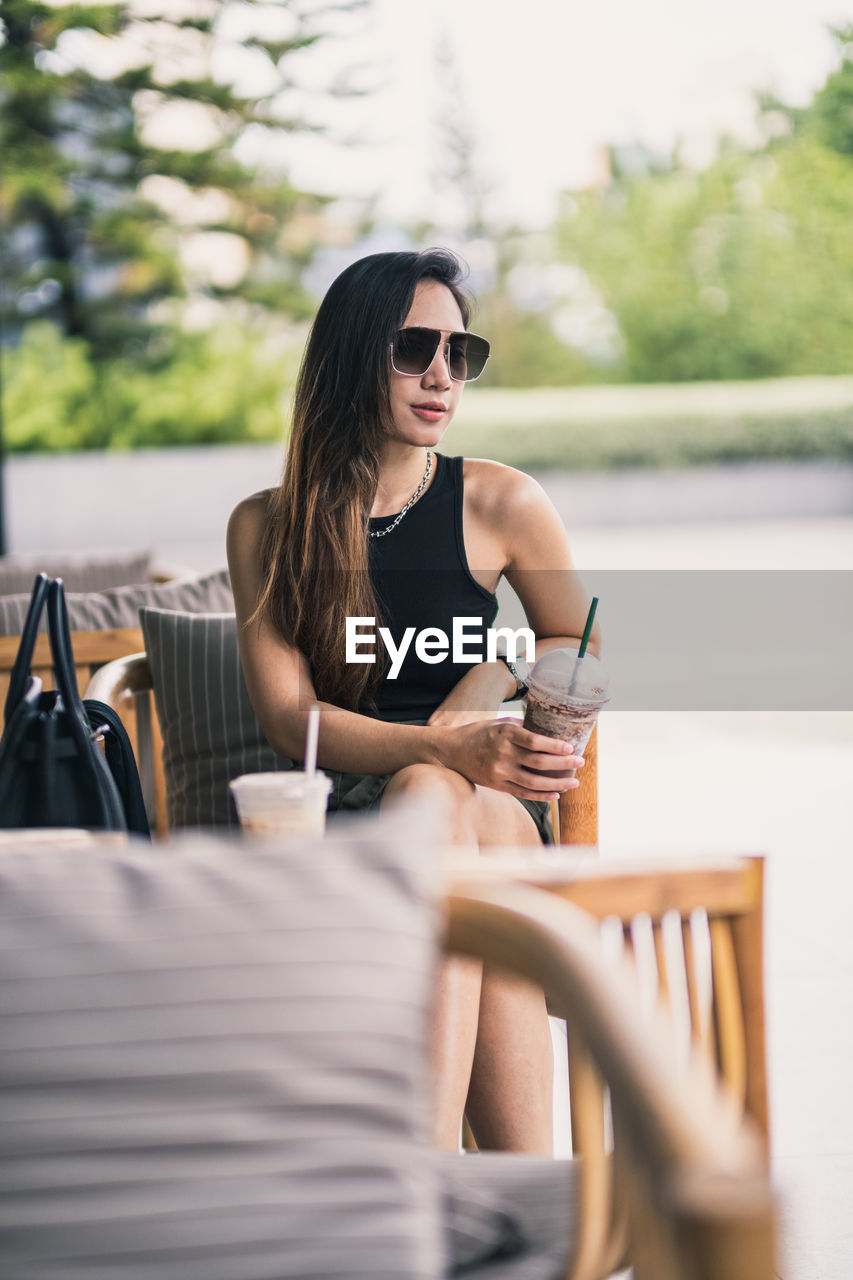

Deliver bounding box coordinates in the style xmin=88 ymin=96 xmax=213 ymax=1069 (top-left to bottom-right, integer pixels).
xmin=4 ymin=11 xmax=853 ymax=460
xmin=0 ymin=0 xmax=364 ymax=360
xmin=553 ymin=25 xmax=853 ymax=384
xmin=476 ymin=295 xmax=603 ymax=388
xmin=9 ymin=320 xmax=852 ymax=468
xmin=809 ymin=24 xmax=853 ymax=155
xmin=4 ymin=320 xmax=299 ymax=451
xmin=557 ymin=138 xmax=853 ymax=382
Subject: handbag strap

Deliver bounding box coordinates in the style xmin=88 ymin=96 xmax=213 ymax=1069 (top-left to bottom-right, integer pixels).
xmin=46 ymin=578 xmax=86 ymax=722
xmin=3 ymin=573 xmax=51 ymax=724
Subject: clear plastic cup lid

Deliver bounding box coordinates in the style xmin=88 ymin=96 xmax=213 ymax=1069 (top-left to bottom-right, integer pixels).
xmin=528 ymin=648 xmax=610 ymax=702
xmin=229 ymin=772 xmax=332 ymax=799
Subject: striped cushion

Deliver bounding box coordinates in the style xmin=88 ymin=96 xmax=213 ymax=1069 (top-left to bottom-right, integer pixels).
xmin=139 ymin=607 xmax=281 ymax=830
xmin=0 ymin=816 xmax=441 ymax=1279
xmin=0 ymin=569 xmax=233 ymax=636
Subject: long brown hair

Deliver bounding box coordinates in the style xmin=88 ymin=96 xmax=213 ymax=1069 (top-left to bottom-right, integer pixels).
xmin=256 ymin=249 xmax=472 ymax=710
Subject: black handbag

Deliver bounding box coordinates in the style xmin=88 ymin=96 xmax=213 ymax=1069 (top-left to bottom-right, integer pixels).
xmin=0 ymin=574 xmax=128 ymax=831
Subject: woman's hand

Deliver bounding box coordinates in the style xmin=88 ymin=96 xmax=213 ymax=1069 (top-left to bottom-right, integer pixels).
xmin=429 ymin=720 xmax=583 ymax=803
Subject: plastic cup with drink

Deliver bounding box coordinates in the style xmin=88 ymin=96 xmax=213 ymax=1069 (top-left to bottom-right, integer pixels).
xmin=230 ymin=705 xmax=332 ymax=838
xmin=522 ymin=597 xmax=609 ymax=777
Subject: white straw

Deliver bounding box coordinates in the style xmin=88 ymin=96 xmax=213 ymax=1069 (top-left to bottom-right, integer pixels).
xmin=304 ymin=705 xmax=319 ymax=779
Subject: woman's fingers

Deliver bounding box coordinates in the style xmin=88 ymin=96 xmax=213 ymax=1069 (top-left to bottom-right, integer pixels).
xmin=511 ymin=769 xmax=580 ymax=795
xmin=495 ymin=725 xmax=584 ymax=775
xmin=509 ymin=778 xmax=580 ymax=803
xmin=521 ymin=751 xmax=584 ymax=774
xmin=507 ymin=723 xmax=578 ymax=757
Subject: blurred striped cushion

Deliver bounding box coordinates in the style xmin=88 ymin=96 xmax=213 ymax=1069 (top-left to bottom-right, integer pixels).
xmin=139 ymin=607 xmax=281 ymax=830
xmin=0 ymin=550 xmax=152 ymax=598
xmin=0 ymin=816 xmax=441 ymax=1279
xmin=0 ymin=569 xmax=233 ymax=636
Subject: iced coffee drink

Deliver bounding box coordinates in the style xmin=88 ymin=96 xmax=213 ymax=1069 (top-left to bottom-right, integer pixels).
xmin=230 ymin=772 xmax=332 ymax=839
xmin=523 ymin=649 xmax=609 ymax=775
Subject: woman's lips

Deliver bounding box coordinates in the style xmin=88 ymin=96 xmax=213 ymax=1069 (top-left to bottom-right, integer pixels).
xmin=411 ymin=402 xmax=446 ymax=422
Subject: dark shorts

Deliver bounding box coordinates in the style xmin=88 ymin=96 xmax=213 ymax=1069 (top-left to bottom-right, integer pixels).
xmin=324 ymin=764 xmax=554 ymax=846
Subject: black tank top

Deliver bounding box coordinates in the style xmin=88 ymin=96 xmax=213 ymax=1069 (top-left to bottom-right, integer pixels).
xmin=365 ymin=453 xmax=498 ymax=722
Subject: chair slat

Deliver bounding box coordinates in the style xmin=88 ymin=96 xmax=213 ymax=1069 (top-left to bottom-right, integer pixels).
xmin=566 ymin=1034 xmax=614 ymax=1280
xmin=729 ymin=860 xmax=770 ymax=1143
xmin=134 ymin=690 xmax=158 ymax=831
xmin=653 ymin=920 xmax=670 ymax=1003
xmin=682 ymin=917 xmax=712 ymax=1057
xmin=710 ymin=917 xmax=748 ymax=1109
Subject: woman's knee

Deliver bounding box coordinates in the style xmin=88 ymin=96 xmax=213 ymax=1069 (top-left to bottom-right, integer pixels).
xmin=385 ymin=763 xmax=474 ymax=802
xmin=474 ymin=788 xmax=541 ymax=847
xmin=382 ymin=764 xmax=477 ymax=839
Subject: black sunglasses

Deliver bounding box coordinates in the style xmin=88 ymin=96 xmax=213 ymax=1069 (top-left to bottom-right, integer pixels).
xmin=390 ymin=326 xmax=490 ymax=383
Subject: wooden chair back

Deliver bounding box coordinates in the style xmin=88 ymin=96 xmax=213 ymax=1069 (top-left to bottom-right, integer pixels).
xmin=496 ymin=854 xmax=768 ymax=1276
xmin=546 ymin=856 xmax=769 ymax=1139
xmin=447 ymin=872 xmax=776 ymax=1280
xmin=0 ymin=628 xmax=145 ymax=710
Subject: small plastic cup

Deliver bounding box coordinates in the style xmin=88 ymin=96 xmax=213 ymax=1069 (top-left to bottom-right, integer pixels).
xmin=523 ymin=648 xmax=610 ymax=777
xmin=229 ymin=771 xmax=332 ymax=839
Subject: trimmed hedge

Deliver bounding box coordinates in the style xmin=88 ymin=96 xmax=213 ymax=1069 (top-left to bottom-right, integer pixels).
xmin=443 ymin=380 xmax=853 ymax=470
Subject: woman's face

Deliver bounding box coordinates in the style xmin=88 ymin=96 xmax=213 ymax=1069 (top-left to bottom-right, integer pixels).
xmin=387 ymin=280 xmax=466 ymax=448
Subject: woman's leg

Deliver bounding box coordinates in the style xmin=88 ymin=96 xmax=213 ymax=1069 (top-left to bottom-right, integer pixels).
xmin=464 ymin=789 xmax=554 ymax=1154
xmin=380 ymin=763 xmax=483 ymax=1151
xmin=380 ymin=767 xmax=553 ymax=1153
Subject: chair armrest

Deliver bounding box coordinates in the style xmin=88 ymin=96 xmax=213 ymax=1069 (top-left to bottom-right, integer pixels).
xmin=85 ymin=653 xmax=152 ymax=703
xmin=84 ymin=654 xmax=165 ymax=835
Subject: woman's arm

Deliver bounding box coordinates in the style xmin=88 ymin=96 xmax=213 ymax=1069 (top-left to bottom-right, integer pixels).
xmin=428 ymin=465 xmax=599 ymax=727
xmin=227 ymin=492 xmax=583 ymax=801
xmin=502 ymin=468 xmax=599 ymax=656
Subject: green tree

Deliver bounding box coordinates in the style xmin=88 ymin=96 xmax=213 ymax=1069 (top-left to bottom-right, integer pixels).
xmin=0 ymin=0 xmax=364 ymax=360
xmin=552 ymin=23 xmax=853 ymax=383
xmin=558 ymin=139 xmax=853 ymax=382
xmin=808 ymin=24 xmax=853 ymax=155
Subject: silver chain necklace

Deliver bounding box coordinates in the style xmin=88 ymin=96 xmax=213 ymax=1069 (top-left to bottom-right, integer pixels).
xmin=369 ymin=451 xmax=433 ymax=538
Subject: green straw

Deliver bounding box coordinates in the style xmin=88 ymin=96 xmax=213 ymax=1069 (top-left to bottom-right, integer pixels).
xmin=568 ymin=596 xmax=599 ymax=695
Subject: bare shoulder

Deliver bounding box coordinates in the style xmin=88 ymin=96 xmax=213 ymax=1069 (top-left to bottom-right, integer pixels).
xmin=462 ymin=458 xmax=551 ymax=520
xmin=463 ymin=458 xmax=571 ymax=571
xmin=227 ymin=489 xmax=275 ymax=551
xmin=226 ymin=489 xmax=277 ymax=613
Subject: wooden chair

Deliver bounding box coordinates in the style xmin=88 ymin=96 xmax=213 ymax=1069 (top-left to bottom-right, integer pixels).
xmin=461 ymin=853 xmax=769 ymax=1276
xmin=84 ymin=652 xmax=600 ymax=844
xmin=447 ymin=873 xmax=776 ymax=1280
